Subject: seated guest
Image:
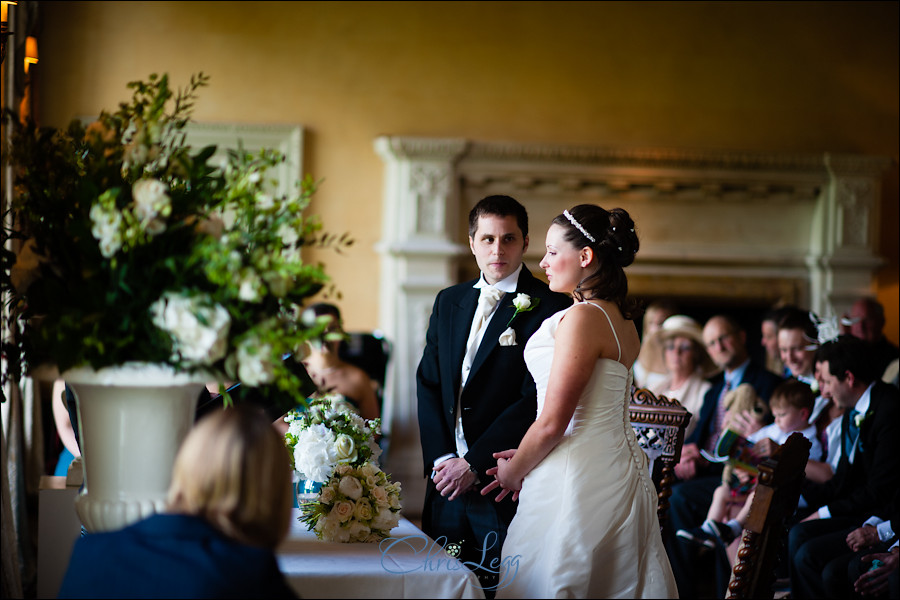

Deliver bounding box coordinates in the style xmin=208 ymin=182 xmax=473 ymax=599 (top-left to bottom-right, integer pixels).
xmin=805 ymin=355 xmax=845 ymax=484
xmin=789 ymin=336 xmax=900 ymax=599
xmin=777 ymin=307 xmax=819 ymax=388
xmin=649 ymin=315 xmax=718 ymax=440
xmin=59 ymin=405 xmax=298 ymax=599
xmin=666 ymin=314 xmax=784 ymax=598
xmin=843 ymin=296 xmax=900 ymax=383
xmin=300 ymin=302 xmax=380 ymax=421
xmin=677 ymin=379 xmax=822 ymax=560
xmin=760 ymin=303 xmax=800 ymax=377
xmin=633 ymin=299 xmax=678 ymax=389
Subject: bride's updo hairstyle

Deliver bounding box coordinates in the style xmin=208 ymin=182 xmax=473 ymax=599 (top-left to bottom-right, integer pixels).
xmin=553 ymin=204 xmax=642 ymax=320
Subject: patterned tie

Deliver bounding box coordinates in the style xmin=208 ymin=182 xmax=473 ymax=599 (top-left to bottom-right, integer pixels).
xmin=844 ymin=409 xmax=860 ymax=458
xmin=705 ymin=378 xmax=733 ymax=454
xmin=461 ymin=286 xmax=503 ymax=386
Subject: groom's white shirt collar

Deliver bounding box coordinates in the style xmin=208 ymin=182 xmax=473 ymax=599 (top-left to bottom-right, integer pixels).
xmin=473 ymin=263 xmax=523 ymax=294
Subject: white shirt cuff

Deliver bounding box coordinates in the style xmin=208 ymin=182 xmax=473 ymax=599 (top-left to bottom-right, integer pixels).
xmin=819 ymin=505 xmax=832 ymax=519
xmin=431 ymin=453 xmax=457 ymax=479
xmin=877 ymin=521 xmax=895 ymax=542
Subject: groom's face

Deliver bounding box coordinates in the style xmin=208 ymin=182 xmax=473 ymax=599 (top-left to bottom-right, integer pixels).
xmin=469 ymin=214 xmax=528 ymax=285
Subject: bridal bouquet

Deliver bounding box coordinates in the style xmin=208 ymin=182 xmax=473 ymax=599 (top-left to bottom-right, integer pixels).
xmin=284 ymin=394 xmax=383 ymax=481
xmin=2 ymin=72 xmax=349 ymax=404
xmin=300 ymin=461 xmax=403 ymax=543
xmin=284 ymin=395 xmax=402 ymax=542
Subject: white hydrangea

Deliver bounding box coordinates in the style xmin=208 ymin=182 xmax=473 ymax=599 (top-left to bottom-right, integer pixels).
xmin=132 ymin=178 xmax=171 ymax=231
xmin=149 ymin=293 xmax=230 ymax=364
xmin=235 ymin=340 xmax=275 ymax=386
xmin=90 ymin=203 xmax=123 ymax=258
xmin=292 ymin=424 xmax=338 ymax=482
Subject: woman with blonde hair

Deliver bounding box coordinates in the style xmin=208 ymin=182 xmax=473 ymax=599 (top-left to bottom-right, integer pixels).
xmin=60 ymin=405 xmax=297 ymax=598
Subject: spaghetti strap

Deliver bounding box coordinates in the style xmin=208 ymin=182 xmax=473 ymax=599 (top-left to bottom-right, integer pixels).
xmin=580 ymin=301 xmax=621 ymax=362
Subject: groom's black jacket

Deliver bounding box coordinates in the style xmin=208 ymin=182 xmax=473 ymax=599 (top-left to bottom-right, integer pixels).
xmin=416 ymin=267 xmax=570 ymax=503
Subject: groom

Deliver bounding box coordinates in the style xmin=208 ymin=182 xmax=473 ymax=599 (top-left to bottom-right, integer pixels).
xmin=417 ymin=195 xmax=569 ymax=595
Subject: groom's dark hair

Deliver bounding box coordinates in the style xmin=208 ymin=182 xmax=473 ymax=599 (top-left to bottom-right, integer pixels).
xmin=468 ymin=195 xmax=528 ymax=238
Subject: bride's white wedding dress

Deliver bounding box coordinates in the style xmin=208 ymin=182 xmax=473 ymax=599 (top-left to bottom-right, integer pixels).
xmin=496 ymin=302 xmax=678 ymax=599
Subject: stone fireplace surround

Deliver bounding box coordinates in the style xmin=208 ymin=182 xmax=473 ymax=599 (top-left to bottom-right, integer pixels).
xmin=373 ymin=136 xmax=890 ymax=517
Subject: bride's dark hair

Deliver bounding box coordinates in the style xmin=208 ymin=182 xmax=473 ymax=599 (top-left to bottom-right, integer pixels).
xmin=552 ymin=204 xmax=643 ymax=320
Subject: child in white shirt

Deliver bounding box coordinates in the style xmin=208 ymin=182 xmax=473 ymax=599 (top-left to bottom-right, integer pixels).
xmin=677 ymin=379 xmax=822 ymax=549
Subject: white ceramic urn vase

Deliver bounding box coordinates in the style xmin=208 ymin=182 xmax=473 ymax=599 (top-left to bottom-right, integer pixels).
xmin=62 ymin=362 xmax=208 ymax=532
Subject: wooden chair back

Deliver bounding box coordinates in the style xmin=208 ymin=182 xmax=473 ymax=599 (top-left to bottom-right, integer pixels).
xmin=629 ymin=388 xmax=692 ymax=536
xmin=726 ymin=431 xmax=811 ymax=599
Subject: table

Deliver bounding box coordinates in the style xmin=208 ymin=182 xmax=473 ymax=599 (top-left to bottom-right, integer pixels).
xmin=277 ymin=509 xmax=485 ymax=599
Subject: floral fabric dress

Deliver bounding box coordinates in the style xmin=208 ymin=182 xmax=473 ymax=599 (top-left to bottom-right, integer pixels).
xmin=496 ymin=302 xmax=678 ymax=599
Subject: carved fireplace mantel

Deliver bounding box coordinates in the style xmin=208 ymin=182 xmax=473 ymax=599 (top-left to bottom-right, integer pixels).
xmin=374 ymin=136 xmax=891 ymax=517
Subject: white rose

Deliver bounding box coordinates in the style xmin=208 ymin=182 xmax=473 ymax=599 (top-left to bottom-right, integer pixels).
xmin=150 ymin=295 xmax=230 ymax=364
xmin=499 ymin=327 xmax=517 ymax=346
xmin=278 ymin=223 xmax=299 ymax=246
xmin=338 ymin=475 xmax=364 ymax=500
xmin=354 ymin=498 xmax=374 ymax=522
xmin=334 ymin=434 xmax=358 ymax=464
xmin=370 ymin=486 xmax=389 ymax=507
xmin=256 ymin=193 xmax=274 ymax=209
xmin=371 ymin=509 xmax=399 ymax=532
xmin=236 ymin=341 xmax=275 ymax=386
xmin=132 ymin=178 xmax=171 ymax=225
xmin=238 ymin=270 xmax=263 ymax=302
xmin=319 ymin=486 xmax=335 ymax=504
xmin=348 ymin=521 xmax=371 ymax=542
xmin=512 ymin=293 xmax=532 ymax=311
xmin=332 ymin=500 xmax=355 ymax=523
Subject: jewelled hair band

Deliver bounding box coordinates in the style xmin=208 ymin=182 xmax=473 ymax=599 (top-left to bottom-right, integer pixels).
xmin=563 ymin=209 xmax=596 ymax=243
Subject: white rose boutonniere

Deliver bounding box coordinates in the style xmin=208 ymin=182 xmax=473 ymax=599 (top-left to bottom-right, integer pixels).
xmin=499 ymin=294 xmax=541 ymax=345
xmin=853 ymin=411 xmax=867 ymax=429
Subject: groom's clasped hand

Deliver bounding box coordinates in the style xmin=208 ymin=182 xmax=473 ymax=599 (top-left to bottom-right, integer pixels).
xmin=481 ymin=449 xmax=521 ymax=502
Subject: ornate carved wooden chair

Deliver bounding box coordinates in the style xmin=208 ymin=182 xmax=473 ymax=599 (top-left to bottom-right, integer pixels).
xmin=726 ymin=431 xmax=811 ymax=599
xmin=629 ymin=387 xmax=692 ymax=536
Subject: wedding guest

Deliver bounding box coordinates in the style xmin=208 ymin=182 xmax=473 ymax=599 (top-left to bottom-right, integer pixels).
xmin=59 ymin=405 xmax=298 ymax=599
xmin=482 ymin=204 xmax=677 ymax=598
xmin=760 ymin=304 xmax=800 ymax=378
xmin=50 ymin=379 xmax=80 ymax=476
xmin=666 ymin=314 xmax=783 ymax=598
xmin=677 ymin=379 xmax=822 ymax=557
xmin=633 ymin=299 xmax=678 ymax=389
xmin=843 ymin=296 xmax=900 ymax=382
xmin=777 ymin=307 xmax=819 ymax=387
xmin=416 ymin=195 xmax=569 ymax=595
xmin=301 ymin=302 xmax=380 ymax=421
xmin=789 ymin=335 xmax=900 ymax=599
xmin=649 ymin=314 xmax=717 ymax=439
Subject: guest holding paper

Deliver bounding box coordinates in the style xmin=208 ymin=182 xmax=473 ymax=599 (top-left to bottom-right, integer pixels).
xmin=482 ymin=204 xmax=677 ymax=598
xmin=59 ymin=405 xmax=297 ymax=599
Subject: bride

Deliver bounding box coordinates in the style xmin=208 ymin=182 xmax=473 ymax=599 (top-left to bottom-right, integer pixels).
xmin=482 ymin=204 xmax=678 ymax=599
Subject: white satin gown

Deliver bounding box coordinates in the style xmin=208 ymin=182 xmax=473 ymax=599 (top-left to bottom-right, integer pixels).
xmin=496 ymin=302 xmax=678 ymax=599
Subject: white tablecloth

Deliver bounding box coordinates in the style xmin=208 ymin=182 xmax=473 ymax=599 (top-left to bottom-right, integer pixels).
xmin=277 ymin=509 xmax=485 ymax=599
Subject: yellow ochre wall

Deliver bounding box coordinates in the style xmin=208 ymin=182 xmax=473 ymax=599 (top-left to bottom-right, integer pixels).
xmin=34 ymin=1 xmax=899 ymax=342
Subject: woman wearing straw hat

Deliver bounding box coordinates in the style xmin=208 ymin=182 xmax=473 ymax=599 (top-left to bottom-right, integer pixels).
xmin=649 ymin=315 xmax=719 ymax=439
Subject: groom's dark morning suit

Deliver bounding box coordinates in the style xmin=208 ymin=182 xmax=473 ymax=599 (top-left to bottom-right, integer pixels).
xmin=417 ymin=266 xmax=569 ymax=585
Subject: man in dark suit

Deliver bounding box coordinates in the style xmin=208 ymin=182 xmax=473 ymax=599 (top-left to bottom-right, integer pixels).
xmin=790 ymin=335 xmax=900 ymax=599
xmin=665 ymin=314 xmax=784 ymax=597
xmin=417 ymin=195 xmax=569 ymax=595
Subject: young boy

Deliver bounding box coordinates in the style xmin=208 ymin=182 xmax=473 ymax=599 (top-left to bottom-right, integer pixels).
xmin=677 ymin=378 xmax=823 ymax=548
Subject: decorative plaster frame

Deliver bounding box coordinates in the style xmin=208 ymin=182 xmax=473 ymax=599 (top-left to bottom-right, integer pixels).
xmin=184 ymin=122 xmax=304 ymax=198
xmin=375 ymin=135 xmax=891 ymax=517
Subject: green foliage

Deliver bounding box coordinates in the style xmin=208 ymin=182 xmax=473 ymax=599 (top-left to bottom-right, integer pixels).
xmin=2 ymin=73 xmax=352 ymax=407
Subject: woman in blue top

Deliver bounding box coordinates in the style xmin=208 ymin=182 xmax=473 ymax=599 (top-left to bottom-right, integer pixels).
xmin=59 ymin=404 xmax=297 ymax=599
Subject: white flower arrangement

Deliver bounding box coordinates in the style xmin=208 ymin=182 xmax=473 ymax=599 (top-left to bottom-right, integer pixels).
xmin=284 ymin=394 xmax=382 ymax=482
xmin=285 ymin=395 xmax=403 ymax=543
xmin=300 ymin=462 xmax=402 ymax=543
xmin=4 ymin=72 xmax=351 ymax=406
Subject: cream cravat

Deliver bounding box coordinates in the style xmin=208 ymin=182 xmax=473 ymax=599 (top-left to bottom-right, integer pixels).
xmin=460 ymin=285 xmax=503 ymax=386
